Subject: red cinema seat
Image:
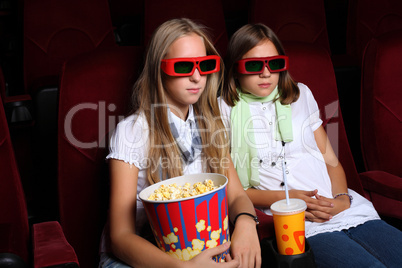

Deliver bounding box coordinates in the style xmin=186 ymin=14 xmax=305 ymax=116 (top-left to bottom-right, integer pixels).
xmin=57 ymin=46 xmax=144 ymax=267
xmin=361 ymin=30 xmax=402 ymax=177
xmin=0 ymin=94 xmax=78 ymax=267
xmin=359 ymin=31 xmax=402 ymax=220
xmin=144 ymin=0 xmax=229 ymax=57
xmin=23 ymin=0 xmax=117 ymax=95
xmin=19 ymin=0 xmax=118 ymax=222
xmin=249 ymin=0 xmax=331 ymax=55
xmin=346 ymin=0 xmax=402 ymax=64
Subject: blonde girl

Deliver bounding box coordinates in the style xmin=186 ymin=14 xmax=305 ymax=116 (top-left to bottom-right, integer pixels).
xmin=99 ymin=19 xmax=261 ymax=268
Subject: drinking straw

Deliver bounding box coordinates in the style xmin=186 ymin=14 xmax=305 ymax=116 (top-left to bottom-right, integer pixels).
xmin=282 ymin=148 xmax=290 ymax=205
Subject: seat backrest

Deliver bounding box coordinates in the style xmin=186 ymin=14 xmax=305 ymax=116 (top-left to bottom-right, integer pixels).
xmin=23 ymin=0 xmax=116 ymax=94
xmin=0 ymin=94 xmax=29 ymax=263
xmin=285 ymin=42 xmax=365 ymax=195
xmin=143 ymin=0 xmax=229 ymax=57
xmin=249 ymin=0 xmax=331 ymax=55
xmin=360 ymin=30 xmax=402 ymax=177
xmin=57 ymin=46 xmax=144 ymax=267
xmin=346 ymin=0 xmax=402 ymax=64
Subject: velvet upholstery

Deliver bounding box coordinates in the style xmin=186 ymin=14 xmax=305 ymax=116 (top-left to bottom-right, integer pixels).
xmin=359 ymin=31 xmax=402 ymax=220
xmin=23 ymin=0 xmax=117 ymax=94
xmin=57 ymin=46 xmax=144 ymax=267
xmin=143 ymin=0 xmax=229 ymax=57
xmin=11 ymin=0 xmax=119 ymax=220
xmin=32 ymin=221 xmax=79 ymax=268
xmin=346 ymin=0 xmax=402 ymax=64
xmin=249 ymin=0 xmax=331 ymax=55
xmin=359 ymin=171 xmax=402 ymax=220
xmin=361 ymin=31 xmax=402 ymax=177
xmin=0 ymin=94 xmax=30 ymax=263
xmin=0 ymin=94 xmax=78 ymax=267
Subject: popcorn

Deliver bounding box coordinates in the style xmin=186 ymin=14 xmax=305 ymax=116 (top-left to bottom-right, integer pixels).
xmin=141 ymin=174 xmax=229 ymax=263
xmin=148 ymin=179 xmax=219 ymax=201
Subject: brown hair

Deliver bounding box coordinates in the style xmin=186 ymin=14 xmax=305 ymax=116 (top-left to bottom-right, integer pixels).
xmin=131 ymin=18 xmax=229 ymax=184
xmin=222 ymin=23 xmax=299 ymax=106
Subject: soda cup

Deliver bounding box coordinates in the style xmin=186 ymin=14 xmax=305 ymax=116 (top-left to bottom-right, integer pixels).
xmin=270 ymin=198 xmax=307 ymax=255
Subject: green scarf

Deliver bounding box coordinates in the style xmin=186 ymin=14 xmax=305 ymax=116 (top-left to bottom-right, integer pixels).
xmin=230 ymin=86 xmax=293 ymax=189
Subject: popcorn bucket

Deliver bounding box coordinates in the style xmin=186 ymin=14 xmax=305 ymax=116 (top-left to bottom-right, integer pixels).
xmin=139 ymin=173 xmax=229 ymax=262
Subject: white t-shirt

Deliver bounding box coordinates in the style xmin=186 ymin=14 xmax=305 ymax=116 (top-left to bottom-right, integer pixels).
xmin=219 ymin=83 xmax=379 ymax=238
xmin=100 ymin=105 xmax=204 ymax=252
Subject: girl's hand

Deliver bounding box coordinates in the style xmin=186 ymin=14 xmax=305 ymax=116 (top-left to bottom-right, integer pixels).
xmin=316 ymin=194 xmax=350 ymax=216
xmin=289 ymin=189 xmax=333 ymax=208
xmin=305 ymin=193 xmax=350 ymax=222
xmin=187 ymin=242 xmax=239 ymax=268
xmin=230 ymin=216 xmax=261 ymax=268
xmin=289 ymin=189 xmax=319 ymax=202
xmin=289 ymin=189 xmax=334 ymax=223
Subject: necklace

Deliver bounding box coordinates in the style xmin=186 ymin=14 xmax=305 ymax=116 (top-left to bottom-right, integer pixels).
xmin=270 ymin=141 xmax=288 ymax=187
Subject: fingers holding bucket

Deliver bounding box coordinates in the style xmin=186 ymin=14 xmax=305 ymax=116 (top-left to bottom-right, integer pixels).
xmin=204 ymin=241 xmax=230 ymax=261
xmin=189 ymin=242 xmax=239 ymax=267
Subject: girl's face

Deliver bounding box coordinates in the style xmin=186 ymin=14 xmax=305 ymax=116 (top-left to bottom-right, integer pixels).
xmin=163 ymin=33 xmax=207 ymax=119
xmin=237 ymin=39 xmax=280 ymax=97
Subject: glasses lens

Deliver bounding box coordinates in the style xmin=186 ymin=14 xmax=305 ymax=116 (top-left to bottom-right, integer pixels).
xmin=174 ymin=62 xmax=194 ymax=74
xmin=199 ymin=59 xmax=217 ymax=72
xmin=268 ymin=58 xmax=285 ymax=70
xmin=245 ymin=61 xmax=264 ymax=72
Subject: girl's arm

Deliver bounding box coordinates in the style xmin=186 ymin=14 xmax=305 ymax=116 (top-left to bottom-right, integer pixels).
xmin=246 ymin=188 xmax=323 ymax=208
xmin=226 ymin=157 xmax=261 ymax=268
xmin=312 ymin=126 xmax=351 ymax=218
xmin=109 ymin=159 xmax=240 ymax=268
xmin=109 ymin=159 xmax=183 ymax=267
xmin=246 ymin=188 xmax=333 ymax=223
xmin=248 ymin=125 xmax=350 ymax=223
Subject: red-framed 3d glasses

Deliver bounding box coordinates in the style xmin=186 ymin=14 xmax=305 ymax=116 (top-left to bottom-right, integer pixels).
xmin=161 ymin=55 xmax=220 ymax=76
xmin=236 ymin=55 xmax=289 ymax=74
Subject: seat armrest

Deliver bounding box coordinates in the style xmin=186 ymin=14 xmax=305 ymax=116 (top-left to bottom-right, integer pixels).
xmin=32 ymin=221 xmax=79 ymax=268
xmin=255 ymin=209 xmax=275 ymax=240
xmin=359 ymin=171 xmax=402 ymax=202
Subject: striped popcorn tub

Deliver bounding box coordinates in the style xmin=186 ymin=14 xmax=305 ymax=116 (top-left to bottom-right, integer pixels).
xmin=139 ymin=173 xmax=229 ymax=262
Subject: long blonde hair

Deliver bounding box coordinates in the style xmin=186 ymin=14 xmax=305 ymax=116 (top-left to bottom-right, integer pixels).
xmin=131 ymin=18 xmax=229 ymax=184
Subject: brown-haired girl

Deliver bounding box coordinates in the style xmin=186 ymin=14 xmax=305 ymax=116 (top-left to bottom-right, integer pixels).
xmin=220 ymin=23 xmax=402 ymax=267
